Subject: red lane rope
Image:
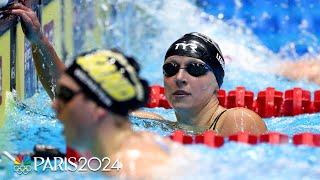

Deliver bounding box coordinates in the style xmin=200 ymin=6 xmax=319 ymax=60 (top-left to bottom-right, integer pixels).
xmin=147 ymin=85 xmax=320 ymax=118
xmin=66 ymin=131 xmax=320 ymax=159
xmin=170 ymin=130 xmax=320 ymax=147
xmin=66 ymin=86 xmax=320 ymax=158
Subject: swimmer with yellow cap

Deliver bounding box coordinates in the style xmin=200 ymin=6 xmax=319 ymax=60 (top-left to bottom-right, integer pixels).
xmin=53 ymin=49 xmax=181 ymax=176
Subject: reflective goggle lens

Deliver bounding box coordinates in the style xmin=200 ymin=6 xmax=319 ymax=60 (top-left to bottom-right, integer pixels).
xmin=55 ymin=85 xmax=81 ymax=103
xmin=162 ymin=62 xmax=211 ymax=77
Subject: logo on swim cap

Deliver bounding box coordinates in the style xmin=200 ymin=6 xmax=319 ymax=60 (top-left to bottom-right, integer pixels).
xmin=216 ymin=53 xmax=225 ymax=71
xmin=174 ymin=42 xmax=198 ymax=52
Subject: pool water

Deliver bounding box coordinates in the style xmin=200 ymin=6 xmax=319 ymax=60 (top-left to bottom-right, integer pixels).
xmin=197 ymin=0 xmax=320 ymax=56
xmin=1 ymin=0 xmax=320 ymax=179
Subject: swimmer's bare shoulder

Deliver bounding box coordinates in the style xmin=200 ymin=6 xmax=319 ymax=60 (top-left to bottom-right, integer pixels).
xmin=215 ymin=107 xmax=267 ymax=136
xmin=111 ymin=132 xmax=170 ymax=177
xmin=130 ymin=110 xmax=166 ymax=121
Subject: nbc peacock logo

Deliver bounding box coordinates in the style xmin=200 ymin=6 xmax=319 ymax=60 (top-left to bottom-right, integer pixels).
xmin=13 ymin=154 xmax=32 ymax=175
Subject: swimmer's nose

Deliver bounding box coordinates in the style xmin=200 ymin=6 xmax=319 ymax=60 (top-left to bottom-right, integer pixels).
xmin=175 ymin=69 xmax=188 ymax=87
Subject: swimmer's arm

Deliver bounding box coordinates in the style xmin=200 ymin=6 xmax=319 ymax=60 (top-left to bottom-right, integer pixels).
xmin=8 ymin=3 xmax=65 ymax=99
xmin=276 ymin=59 xmax=320 ymax=85
xmin=130 ymin=111 xmax=166 ymax=121
xmin=31 ymin=36 xmax=65 ymax=99
xmin=217 ymin=108 xmax=267 ymax=136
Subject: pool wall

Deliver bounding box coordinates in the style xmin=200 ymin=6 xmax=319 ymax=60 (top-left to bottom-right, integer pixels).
xmin=0 ymin=0 xmax=107 ymax=126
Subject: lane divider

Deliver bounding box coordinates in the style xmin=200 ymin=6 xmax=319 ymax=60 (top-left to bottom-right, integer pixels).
xmin=169 ymin=130 xmax=320 ymax=147
xmin=66 ymin=131 xmax=320 ymax=160
xmin=293 ymin=133 xmax=320 ymax=147
xmin=66 ymin=86 xmax=320 ymax=157
xmin=147 ymin=85 xmax=320 ymax=118
xmin=229 ymin=131 xmax=258 ymax=145
xmin=256 ymin=87 xmax=283 ymax=118
xmin=147 ymin=85 xmax=171 ymax=109
xmin=260 ymin=132 xmax=289 ymax=144
xmin=194 ymin=131 xmax=224 ymax=148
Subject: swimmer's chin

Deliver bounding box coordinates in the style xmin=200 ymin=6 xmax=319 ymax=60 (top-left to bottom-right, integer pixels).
xmin=170 ymin=103 xmax=193 ymax=110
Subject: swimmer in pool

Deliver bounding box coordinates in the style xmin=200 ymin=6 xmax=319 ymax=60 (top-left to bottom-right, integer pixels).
xmin=133 ymin=32 xmax=268 ymax=136
xmin=8 ymin=3 xmax=267 ymax=136
xmin=50 ymin=49 xmax=182 ymax=177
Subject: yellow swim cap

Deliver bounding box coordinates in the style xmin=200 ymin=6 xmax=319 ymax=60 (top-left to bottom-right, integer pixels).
xmin=65 ymin=49 xmax=149 ymax=115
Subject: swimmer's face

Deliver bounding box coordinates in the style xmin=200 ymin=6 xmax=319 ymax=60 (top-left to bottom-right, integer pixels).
xmin=163 ymin=55 xmax=219 ymax=111
xmin=52 ymin=74 xmax=100 ymax=149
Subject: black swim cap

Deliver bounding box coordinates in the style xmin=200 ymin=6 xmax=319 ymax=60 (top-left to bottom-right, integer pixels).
xmin=165 ymin=32 xmax=225 ymax=87
xmin=65 ymin=49 xmax=149 ymax=116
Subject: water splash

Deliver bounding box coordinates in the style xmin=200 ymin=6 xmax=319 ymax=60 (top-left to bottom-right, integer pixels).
xmin=90 ymin=0 xmax=320 ymax=93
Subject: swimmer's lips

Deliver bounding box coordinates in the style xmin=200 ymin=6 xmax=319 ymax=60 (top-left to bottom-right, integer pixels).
xmin=172 ymin=90 xmax=191 ymax=97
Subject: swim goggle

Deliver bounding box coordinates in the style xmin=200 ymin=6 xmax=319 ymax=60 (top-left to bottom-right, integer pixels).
xmin=162 ymin=62 xmax=212 ymax=77
xmin=55 ymin=85 xmax=82 ymax=103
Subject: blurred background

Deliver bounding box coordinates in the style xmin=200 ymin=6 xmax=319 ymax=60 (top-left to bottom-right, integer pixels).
xmin=197 ymin=0 xmax=320 ymax=57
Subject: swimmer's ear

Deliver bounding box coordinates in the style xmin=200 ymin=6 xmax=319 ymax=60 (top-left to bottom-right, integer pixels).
xmin=95 ymin=107 xmax=108 ymax=122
